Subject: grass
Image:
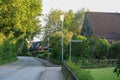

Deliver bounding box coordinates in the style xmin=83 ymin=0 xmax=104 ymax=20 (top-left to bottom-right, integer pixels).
xmin=0 ymin=57 xmax=17 ymax=65
xmin=87 ymin=67 xmax=120 ymax=80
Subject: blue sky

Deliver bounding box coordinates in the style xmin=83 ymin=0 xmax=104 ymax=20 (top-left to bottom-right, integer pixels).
xmin=42 ymin=0 xmax=120 ymax=14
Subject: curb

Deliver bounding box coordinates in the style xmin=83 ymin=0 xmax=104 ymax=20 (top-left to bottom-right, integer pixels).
xmin=35 ymin=58 xmax=61 ymax=67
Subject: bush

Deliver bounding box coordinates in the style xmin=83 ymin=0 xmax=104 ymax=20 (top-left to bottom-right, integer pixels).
xmin=49 ymin=31 xmax=73 ymax=64
xmin=66 ymin=60 xmax=93 ymax=80
xmin=94 ymin=39 xmax=110 ymax=59
xmin=0 ymin=39 xmax=17 ymax=65
xmin=37 ymin=51 xmax=48 ymax=59
xmin=71 ymin=35 xmax=90 ymax=59
xmin=100 ymin=59 xmax=108 ymax=67
xmin=109 ymin=42 xmax=120 ymax=59
xmin=117 ymin=54 xmax=120 ymax=68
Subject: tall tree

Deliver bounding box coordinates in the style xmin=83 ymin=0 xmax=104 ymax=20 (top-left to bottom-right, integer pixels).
xmin=0 ymin=0 xmax=42 ymax=61
xmin=64 ymin=10 xmax=74 ymax=30
xmin=43 ymin=9 xmax=64 ymax=40
xmin=71 ymin=8 xmax=87 ymax=36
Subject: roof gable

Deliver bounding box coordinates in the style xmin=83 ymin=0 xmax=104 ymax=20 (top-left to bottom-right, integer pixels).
xmin=86 ymin=12 xmax=120 ymax=41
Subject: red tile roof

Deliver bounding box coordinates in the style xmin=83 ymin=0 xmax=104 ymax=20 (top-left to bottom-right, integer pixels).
xmin=86 ymin=12 xmax=120 ymax=41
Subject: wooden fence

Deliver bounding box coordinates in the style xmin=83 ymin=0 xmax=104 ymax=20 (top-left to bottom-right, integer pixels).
xmin=62 ymin=59 xmax=117 ymax=80
xmin=77 ymin=59 xmax=117 ymax=68
xmin=62 ymin=63 xmax=78 ymax=80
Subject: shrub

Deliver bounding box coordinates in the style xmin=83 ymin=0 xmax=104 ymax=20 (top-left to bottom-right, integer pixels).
xmin=66 ymin=60 xmax=93 ymax=80
xmin=0 ymin=39 xmax=17 ymax=65
xmin=94 ymin=39 xmax=110 ymax=59
xmin=71 ymin=35 xmax=90 ymax=59
xmin=100 ymin=59 xmax=108 ymax=67
xmin=109 ymin=42 xmax=120 ymax=59
xmin=50 ymin=31 xmax=73 ymax=64
xmin=37 ymin=51 xmax=49 ymax=59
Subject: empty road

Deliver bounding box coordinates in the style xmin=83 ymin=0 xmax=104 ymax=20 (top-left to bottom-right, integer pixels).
xmin=0 ymin=57 xmax=45 ymax=80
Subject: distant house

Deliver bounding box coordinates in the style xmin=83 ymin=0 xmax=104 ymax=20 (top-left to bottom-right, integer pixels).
xmin=81 ymin=12 xmax=120 ymax=42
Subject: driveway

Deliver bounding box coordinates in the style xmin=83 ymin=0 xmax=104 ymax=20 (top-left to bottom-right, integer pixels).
xmin=0 ymin=56 xmax=45 ymax=80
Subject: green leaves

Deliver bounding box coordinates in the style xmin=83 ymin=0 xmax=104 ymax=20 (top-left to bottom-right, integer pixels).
xmin=66 ymin=60 xmax=93 ymax=80
xmin=71 ymin=35 xmax=90 ymax=58
xmin=94 ymin=39 xmax=110 ymax=59
xmin=0 ymin=0 xmax=42 ymax=63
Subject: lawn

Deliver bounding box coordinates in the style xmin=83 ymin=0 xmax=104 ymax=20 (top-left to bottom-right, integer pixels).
xmin=87 ymin=67 xmax=120 ymax=80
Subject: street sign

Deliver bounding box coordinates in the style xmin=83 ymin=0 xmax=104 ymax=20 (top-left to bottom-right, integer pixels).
xmin=71 ymin=40 xmax=82 ymax=42
xmin=69 ymin=39 xmax=82 ymax=60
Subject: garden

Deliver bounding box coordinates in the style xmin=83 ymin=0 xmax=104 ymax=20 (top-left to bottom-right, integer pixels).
xmin=63 ymin=38 xmax=120 ymax=80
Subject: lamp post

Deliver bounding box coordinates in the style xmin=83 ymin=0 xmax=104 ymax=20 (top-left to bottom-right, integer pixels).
xmin=60 ymin=15 xmax=64 ymax=62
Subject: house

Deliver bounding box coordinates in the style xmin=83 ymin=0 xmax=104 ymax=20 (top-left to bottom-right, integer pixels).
xmin=81 ymin=12 xmax=120 ymax=42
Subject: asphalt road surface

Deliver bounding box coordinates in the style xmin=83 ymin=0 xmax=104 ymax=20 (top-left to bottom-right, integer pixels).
xmin=0 ymin=56 xmax=45 ymax=80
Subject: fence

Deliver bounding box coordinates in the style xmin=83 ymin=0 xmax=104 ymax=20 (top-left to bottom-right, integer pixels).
xmin=62 ymin=59 xmax=117 ymax=80
xmin=62 ymin=62 xmax=78 ymax=80
xmin=79 ymin=59 xmax=117 ymax=68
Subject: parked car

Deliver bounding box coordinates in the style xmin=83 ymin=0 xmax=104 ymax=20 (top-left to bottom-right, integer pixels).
xmin=29 ymin=42 xmax=41 ymax=51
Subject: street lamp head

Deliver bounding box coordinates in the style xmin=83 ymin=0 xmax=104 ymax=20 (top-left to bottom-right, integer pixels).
xmin=60 ymin=15 xmax=64 ymax=22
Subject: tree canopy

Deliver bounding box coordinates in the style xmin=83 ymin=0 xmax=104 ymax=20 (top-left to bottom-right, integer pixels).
xmin=0 ymin=0 xmax=42 ymax=63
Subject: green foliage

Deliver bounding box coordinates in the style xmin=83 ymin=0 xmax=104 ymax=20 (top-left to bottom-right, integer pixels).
xmin=117 ymin=54 xmax=120 ymax=68
xmin=0 ymin=0 xmax=42 ymax=64
xmin=110 ymin=42 xmax=120 ymax=75
xmin=44 ymin=9 xmax=63 ymax=40
xmin=109 ymin=42 xmax=120 ymax=59
xmin=37 ymin=51 xmax=49 ymax=60
xmin=66 ymin=60 xmax=93 ymax=80
xmin=0 ymin=38 xmax=17 ymax=64
xmin=49 ymin=31 xmax=73 ymax=63
xmin=49 ymin=31 xmax=62 ymax=63
xmin=64 ymin=10 xmax=74 ymax=29
xmin=94 ymin=39 xmax=110 ymax=59
xmin=88 ymin=37 xmax=97 ymax=59
xmin=71 ymin=35 xmax=90 ymax=59
xmin=18 ymin=40 xmax=29 ymax=56
xmin=69 ymin=8 xmax=87 ymax=35
xmin=100 ymin=59 xmax=108 ymax=67
xmin=43 ymin=9 xmax=88 ymax=63
xmin=43 ymin=8 xmax=87 ymax=40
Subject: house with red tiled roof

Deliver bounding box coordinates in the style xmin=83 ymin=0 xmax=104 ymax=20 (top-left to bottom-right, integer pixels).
xmin=81 ymin=12 xmax=120 ymax=42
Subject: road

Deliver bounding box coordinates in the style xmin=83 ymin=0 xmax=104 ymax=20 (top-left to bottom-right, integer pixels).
xmin=0 ymin=56 xmax=45 ymax=80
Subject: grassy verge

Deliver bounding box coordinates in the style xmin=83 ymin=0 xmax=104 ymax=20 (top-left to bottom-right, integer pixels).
xmin=66 ymin=60 xmax=93 ymax=80
xmin=0 ymin=57 xmax=17 ymax=65
xmin=88 ymin=67 xmax=120 ymax=80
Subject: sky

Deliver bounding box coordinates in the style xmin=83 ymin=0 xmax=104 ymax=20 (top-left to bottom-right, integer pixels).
xmin=42 ymin=0 xmax=120 ymax=14
xmin=35 ymin=0 xmax=120 ymax=41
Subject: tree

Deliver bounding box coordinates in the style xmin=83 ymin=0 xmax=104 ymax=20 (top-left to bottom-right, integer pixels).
xmin=43 ymin=9 xmax=88 ymax=63
xmin=43 ymin=9 xmax=63 ymax=41
xmin=71 ymin=35 xmax=90 ymax=59
xmin=49 ymin=30 xmax=73 ymax=63
xmin=0 ymin=0 xmax=42 ymax=62
xmin=112 ymin=42 xmax=120 ymax=77
xmin=64 ymin=10 xmax=74 ymax=30
xmin=69 ymin=8 xmax=87 ymax=36
xmin=109 ymin=42 xmax=120 ymax=59
xmin=94 ymin=39 xmax=110 ymax=59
